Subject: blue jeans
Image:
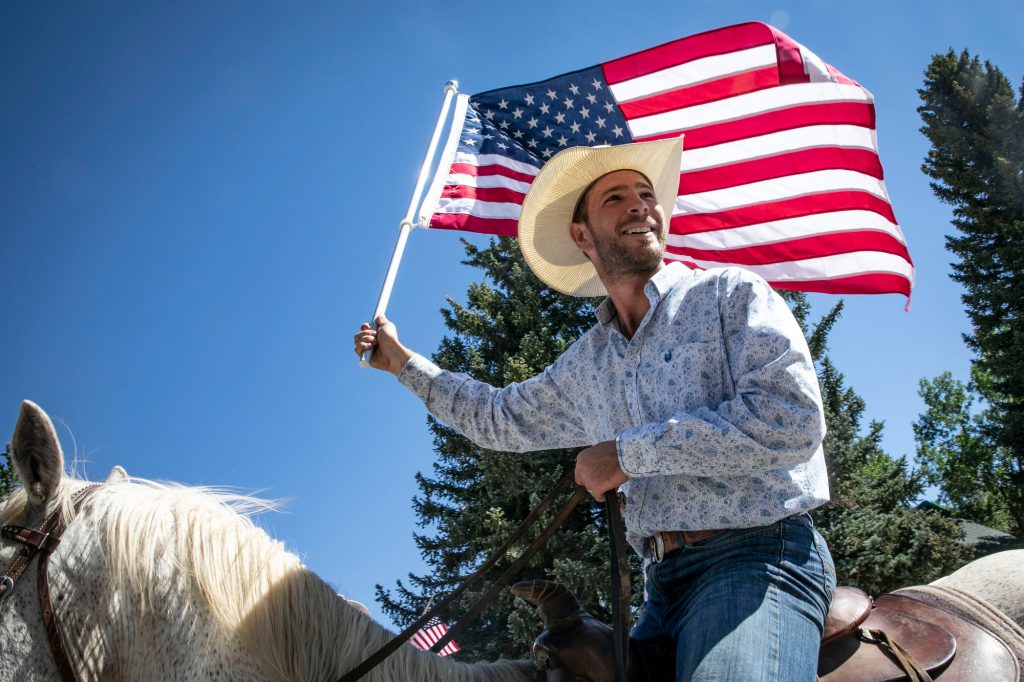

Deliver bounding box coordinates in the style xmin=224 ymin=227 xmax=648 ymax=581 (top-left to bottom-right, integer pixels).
xmin=631 ymin=515 xmax=835 ymax=682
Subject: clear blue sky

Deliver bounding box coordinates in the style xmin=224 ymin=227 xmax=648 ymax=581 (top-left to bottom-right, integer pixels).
xmin=3 ymin=1 xmax=1022 ymax=628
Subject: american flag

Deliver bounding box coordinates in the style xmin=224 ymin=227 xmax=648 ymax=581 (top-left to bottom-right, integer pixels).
xmin=410 ymin=617 xmax=461 ymax=657
xmin=418 ymin=22 xmax=913 ymax=297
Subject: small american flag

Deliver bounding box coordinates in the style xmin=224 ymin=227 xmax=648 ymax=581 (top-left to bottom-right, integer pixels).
xmin=410 ymin=617 xmax=461 ymax=657
xmin=419 ymin=22 xmax=913 ymax=297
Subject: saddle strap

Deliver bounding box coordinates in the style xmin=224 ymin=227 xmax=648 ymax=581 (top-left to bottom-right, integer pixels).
xmin=861 ymin=628 xmax=933 ymax=682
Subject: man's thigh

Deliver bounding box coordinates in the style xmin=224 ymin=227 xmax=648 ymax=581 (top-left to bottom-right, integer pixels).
xmin=647 ymin=516 xmax=834 ymax=682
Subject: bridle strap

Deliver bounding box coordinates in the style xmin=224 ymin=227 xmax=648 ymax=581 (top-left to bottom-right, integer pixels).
xmin=1 ymin=484 xmax=102 ymax=682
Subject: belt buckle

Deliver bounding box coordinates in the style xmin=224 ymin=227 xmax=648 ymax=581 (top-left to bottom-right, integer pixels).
xmin=651 ymin=533 xmax=665 ymax=562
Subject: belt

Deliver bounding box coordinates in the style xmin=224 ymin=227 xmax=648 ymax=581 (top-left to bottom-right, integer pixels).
xmin=646 ymin=528 xmax=727 ymax=561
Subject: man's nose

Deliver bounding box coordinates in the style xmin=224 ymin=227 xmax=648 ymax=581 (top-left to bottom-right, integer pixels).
xmin=626 ymin=191 xmax=650 ymax=214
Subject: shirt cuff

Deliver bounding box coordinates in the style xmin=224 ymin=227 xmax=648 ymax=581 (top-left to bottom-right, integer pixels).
xmin=397 ymin=353 xmax=444 ymax=403
xmin=615 ymin=426 xmax=659 ymax=477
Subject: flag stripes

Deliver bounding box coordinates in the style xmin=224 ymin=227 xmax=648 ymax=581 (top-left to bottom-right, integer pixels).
xmin=419 ymin=21 xmax=913 ymax=296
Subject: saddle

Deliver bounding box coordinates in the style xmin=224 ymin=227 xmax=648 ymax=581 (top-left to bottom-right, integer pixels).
xmin=517 ymin=581 xmax=1024 ymax=682
xmin=818 ymin=585 xmax=1022 ymax=681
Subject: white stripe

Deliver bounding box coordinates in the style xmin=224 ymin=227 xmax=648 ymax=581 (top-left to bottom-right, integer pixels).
xmin=434 ymin=197 xmax=523 ymax=219
xmin=679 ymin=125 xmax=877 ymax=172
xmin=675 ymin=169 xmax=888 ymax=215
xmin=663 ymin=250 xmax=915 ymax=282
xmin=666 ymin=210 xmax=906 ymax=249
xmin=419 ymin=94 xmax=469 ymax=227
xmin=627 ymin=82 xmax=872 ymax=138
xmin=609 ymin=44 xmax=778 ymax=103
xmin=452 ymin=151 xmax=540 ymax=176
xmin=445 ymin=173 xmax=533 ymax=194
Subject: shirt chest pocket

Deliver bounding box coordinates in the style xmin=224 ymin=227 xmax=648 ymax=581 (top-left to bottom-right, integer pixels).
xmin=639 ymin=341 xmax=721 ymax=415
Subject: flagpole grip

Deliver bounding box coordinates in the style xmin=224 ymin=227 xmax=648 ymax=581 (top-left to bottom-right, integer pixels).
xmin=360 ymin=81 xmax=459 ymax=368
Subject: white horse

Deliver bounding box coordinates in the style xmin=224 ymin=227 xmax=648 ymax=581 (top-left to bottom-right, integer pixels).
xmin=1 ymin=401 xmax=535 ymax=681
xmin=933 ymin=548 xmax=1024 ymax=627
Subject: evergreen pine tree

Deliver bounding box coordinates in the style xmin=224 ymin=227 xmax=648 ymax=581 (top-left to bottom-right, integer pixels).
xmin=917 ymin=50 xmax=1024 ymax=533
xmin=794 ymin=300 xmax=972 ymax=594
xmin=1 ymin=446 xmax=15 ymax=498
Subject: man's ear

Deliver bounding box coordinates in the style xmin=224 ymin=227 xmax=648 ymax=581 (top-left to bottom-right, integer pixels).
xmin=570 ymin=221 xmax=592 ymax=258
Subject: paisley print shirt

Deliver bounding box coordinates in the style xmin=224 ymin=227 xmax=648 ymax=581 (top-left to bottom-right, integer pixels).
xmin=399 ymin=262 xmax=830 ymax=554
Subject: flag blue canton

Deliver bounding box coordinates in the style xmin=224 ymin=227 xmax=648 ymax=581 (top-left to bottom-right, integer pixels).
xmin=461 ymin=65 xmax=632 ymax=163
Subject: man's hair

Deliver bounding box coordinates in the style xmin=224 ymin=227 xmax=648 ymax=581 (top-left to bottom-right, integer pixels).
xmin=571 ymin=186 xmax=591 ymax=226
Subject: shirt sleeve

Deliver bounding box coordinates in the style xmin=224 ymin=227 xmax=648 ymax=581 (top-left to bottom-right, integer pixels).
xmin=616 ymin=271 xmax=826 ymax=479
xmin=398 ymin=352 xmax=592 ymax=453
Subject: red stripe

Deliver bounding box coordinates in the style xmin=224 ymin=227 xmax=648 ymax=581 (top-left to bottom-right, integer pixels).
xmin=679 ymin=148 xmax=883 ymax=194
xmin=634 ymin=101 xmax=876 ymax=149
xmin=618 ymin=67 xmax=779 ymax=118
xmin=769 ymin=273 xmax=911 ymax=296
xmin=450 ymin=162 xmax=537 ymax=184
xmin=665 ymin=230 xmax=912 ymax=266
xmin=602 ymin=22 xmax=775 ymax=84
xmin=441 ymin=184 xmax=527 ymax=204
xmin=770 ymin=28 xmax=811 ymax=85
xmin=428 ymin=212 xmax=519 ymax=237
xmin=671 ymin=191 xmax=897 ymax=233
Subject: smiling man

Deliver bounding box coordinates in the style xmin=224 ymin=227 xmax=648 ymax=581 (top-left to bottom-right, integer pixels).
xmin=355 ymin=137 xmax=834 ymax=681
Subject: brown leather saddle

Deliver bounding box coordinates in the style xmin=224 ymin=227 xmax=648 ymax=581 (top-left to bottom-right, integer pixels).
xmin=516 ymin=580 xmax=1024 ymax=682
xmin=818 ymin=585 xmax=1021 ymax=681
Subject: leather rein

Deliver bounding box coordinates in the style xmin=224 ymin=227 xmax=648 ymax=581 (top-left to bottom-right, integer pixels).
xmin=1 ymin=484 xmax=102 ymax=682
xmin=337 ymin=468 xmax=631 ymax=682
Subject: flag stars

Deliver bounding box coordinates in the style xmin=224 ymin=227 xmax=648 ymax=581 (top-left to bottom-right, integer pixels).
xmin=542 ymin=148 xmax=554 ymax=158
xmin=580 ymin=106 xmax=590 ymax=119
xmin=603 ymin=101 xmax=615 ymax=113
xmin=498 ymin=98 xmax=509 ymax=109
xmin=539 ymin=103 xmax=551 ymax=115
xmin=554 ymin=112 xmax=566 ymax=124
xmin=563 ymin=97 xmax=574 ymax=109
xmin=541 ymin=126 xmax=554 ymax=138
xmin=512 ymin=107 xmax=523 ymax=119
xmin=496 ymin=141 xmax=509 ymax=150
xmin=527 ymin=138 xmax=538 ymax=148
xmin=595 ymin=116 xmax=607 ymax=128
xmin=546 ymin=88 xmax=558 ymax=100
xmin=569 ymin=121 xmax=581 ymax=133
xmin=513 ymin=129 xmax=524 ymax=139
xmin=585 ymin=131 xmax=597 ymax=143
xmin=463 ymin=138 xmax=477 ymax=146
xmin=586 ymin=93 xmax=598 ymax=104
xmin=499 ymin=120 xmax=510 ymax=129
xmin=569 ymin=83 xmax=580 ymax=95
xmin=557 ymin=134 xmax=569 ymax=147
xmin=611 ymin=125 xmax=624 ymax=137
xmin=591 ymin=78 xmax=603 ymax=90
xmin=527 ymin=117 xmax=539 ymax=129
xmin=524 ymin=93 xmax=535 ymax=105
xmin=483 ymin=110 xmax=495 ymax=120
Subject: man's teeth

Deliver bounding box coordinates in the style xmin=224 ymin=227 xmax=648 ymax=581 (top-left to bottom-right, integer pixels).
xmin=626 ymin=227 xmax=650 ymax=234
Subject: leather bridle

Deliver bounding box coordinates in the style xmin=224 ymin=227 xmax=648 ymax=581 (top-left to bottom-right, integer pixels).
xmin=1 ymin=484 xmax=101 ymax=682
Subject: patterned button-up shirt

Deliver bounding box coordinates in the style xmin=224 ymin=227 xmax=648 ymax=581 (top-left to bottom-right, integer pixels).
xmin=399 ymin=262 xmax=830 ymax=554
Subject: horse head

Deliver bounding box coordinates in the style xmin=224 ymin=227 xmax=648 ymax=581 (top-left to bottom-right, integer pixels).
xmin=2 ymin=401 xmax=537 ymax=681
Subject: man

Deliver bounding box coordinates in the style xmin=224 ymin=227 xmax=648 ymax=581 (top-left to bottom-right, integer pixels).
xmin=354 ymin=137 xmax=835 ymax=681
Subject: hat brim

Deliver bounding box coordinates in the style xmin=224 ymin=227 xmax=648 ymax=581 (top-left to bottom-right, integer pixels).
xmin=518 ymin=137 xmax=683 ymax=297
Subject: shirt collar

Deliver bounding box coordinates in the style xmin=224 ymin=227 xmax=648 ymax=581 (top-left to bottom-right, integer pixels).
xmin=594 ymin=262 xmax=688 ymax=326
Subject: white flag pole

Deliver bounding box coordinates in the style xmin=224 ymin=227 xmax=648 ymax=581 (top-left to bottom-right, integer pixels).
xmin=360 ymin=80 xmax=459 ymax=368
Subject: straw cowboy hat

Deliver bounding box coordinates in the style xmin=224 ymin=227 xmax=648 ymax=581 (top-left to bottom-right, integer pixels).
xmin=518 ymin=136 xmax=683 ymax=297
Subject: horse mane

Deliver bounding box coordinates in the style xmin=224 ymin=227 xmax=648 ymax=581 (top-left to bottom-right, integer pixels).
xmin=1 ymin=473 xmax=530 ymax=681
